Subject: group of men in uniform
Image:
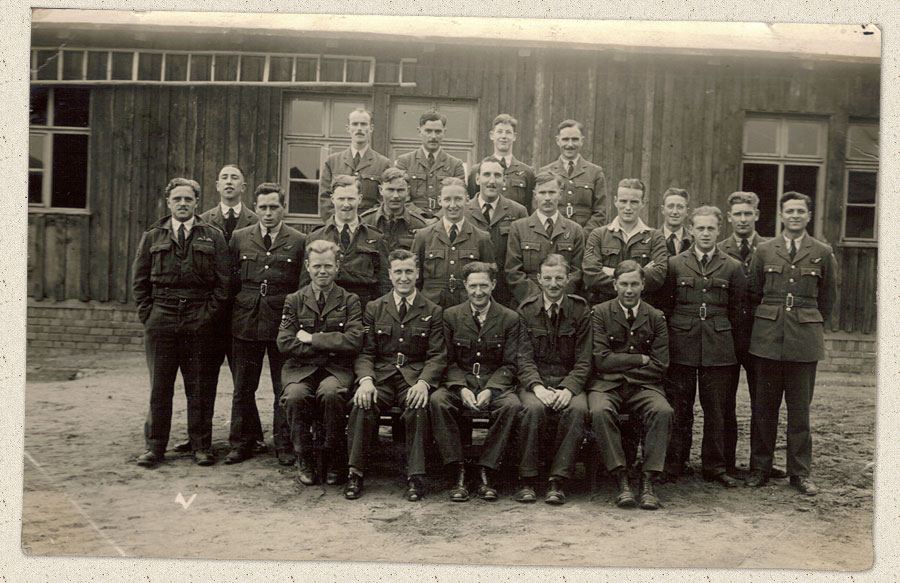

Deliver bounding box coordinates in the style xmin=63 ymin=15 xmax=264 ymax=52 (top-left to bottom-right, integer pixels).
xmin=131 ymin=107 xmax=837 ymax=509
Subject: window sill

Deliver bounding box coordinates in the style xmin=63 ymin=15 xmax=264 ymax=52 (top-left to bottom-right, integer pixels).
xmin=28 ymin=207 xmax=90 ymax=216
xmin=836 ymin=240 xmax=878 ymax=249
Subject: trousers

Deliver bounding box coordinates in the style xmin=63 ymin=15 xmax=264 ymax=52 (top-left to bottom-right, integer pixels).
xmin=518 ymin=391 xmax=588 ymax=479
xmin=229 ymin=337 xmax=290 ymax=453
xmin=281 ymin=368 xmax=349 ymax=459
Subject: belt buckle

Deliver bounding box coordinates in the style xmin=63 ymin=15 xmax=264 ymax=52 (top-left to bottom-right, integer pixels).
xmin=785 ymin=293 xmax=794 ymax=312
xmin=448 ymin=275 xmax=457 ymax=293
xmin=178 ymin=297 xmax=187 ymax=304
xmin=396 ymin=352 xmax=406 ymax=367
xmin=429 ymin=197 xmax=437 ymax=211
xmin=472 ymin=362 xmax=481 ymax=378
xmin=259 ymin=282 xmax=268 ymax=297
xmin=566 ymin=202 xmax=574 ymax=218
xmin=699 ymin=305 xmax=707 ymax=320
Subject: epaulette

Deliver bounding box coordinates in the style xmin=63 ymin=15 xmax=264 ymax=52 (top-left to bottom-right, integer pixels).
xmin=518 ymin=292 xmax=542 ymax=310
xmin=567 ymin=293 xmax=589 ymax=305
xmin=359 ymin=207 xmax=378 ymax=218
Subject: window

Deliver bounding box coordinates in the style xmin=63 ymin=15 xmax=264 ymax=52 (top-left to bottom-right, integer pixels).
xmin=388 ymin=99 xmax=477 ymax=175
xmin=740 ymin=116 xmax=826 ymax=237
xmin=29 ymin=87 xmax=90 ymax=210
xmin=842 ymin=122 xmax=878 ymax=242
xmin=281 ymin=95 xmax=370 ymax=216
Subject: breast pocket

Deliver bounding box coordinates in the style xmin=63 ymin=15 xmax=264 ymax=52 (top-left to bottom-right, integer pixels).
xmin=273 ymin=253 xmax=300 ymax=283
xmin=710 ymin=277 xmax=730 ymax=302
xmin=556 ymin=325 xmax=576 ymax=357
xmin=600 ymin=246 xmax=622 ymax=268
xmin=763 ymin=264 xmax=784 ymax=294
xmin=629 ymin=242 xmax=651 ymax=265
xmin=409 ymin=324 xmax=430 ymax=352
xmin=572 ymin=182 xmax=594 ymax=207
xmin=374 ymin=322 xmax=394 ymax=352
xmin=800 ymin=266 xmax=822 ymax=296
xmin=324 ymin=314 xmax=347 ymax=333
xmin=239 ymin=251 xmax=259 ymax=280
xmin=555 ymin=241 xmax=576 ymax=262
xmin=423 ymin=247 xmax=446 ymax=278
xmin=149 ymin=242 xmax=172 ymax=277
xmin=522 ymin=239 xmax=545 ymax=272
xmin=456 ymin=246 xmax=479 ymax=268
xmin=191 ymin=242 xmax=216 ymax=276
xmin=407 ymin=173 xmax=428 ymax=197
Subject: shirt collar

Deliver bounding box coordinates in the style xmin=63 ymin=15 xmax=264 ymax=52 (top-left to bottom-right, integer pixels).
xmin=442 ymin=216 xmax=465 ymax=232
xmin=349 ymin=145 xmax=369 ymax=158
xmin=783 ymin=231 xmax=805 ymax=248
xmin=734 ymin=232 xmax=755 ymax=245
xmin=470 ymin=300 xmax=491 ymax=322
xmin=477 ymin=194 xmax=500 ymax=210
xmin=220 ymin=201 xmax=243 ymax=217
xmin=662 ymin=225 xmax=684 ymax=240
xmin=310 ymin=282 xmax=334 ymax=299
xmin=559 ymin=154 xmax=581 ymax=167
xmin=618 ymin=300 xmax=641 ymax=317
xmin=492 ymin=153 xmax=512 ymax=167
xmin=608 ymin=216 xmax=649 ymax=240
xmin=171 ymin=216 xmax=195 ymax=233
xmin=543 ymin=295 xmax=564 ymax=314
xmin=694 ymin=246 xmax=717 ymax=263
xmin=334 ymin=217 xmax=360 ymax=233
xmin=536 ymin=209 xmax=560 ymax=225
xmin=393 ymin=289 xmax=417 ymax=309
xmin=260 ymin=221 xmax=283 ymax=240
xmin=421 ymin=146 xmax=441 ymax=159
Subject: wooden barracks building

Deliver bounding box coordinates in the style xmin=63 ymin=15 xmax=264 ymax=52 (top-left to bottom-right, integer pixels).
xmin=27 ymin=12 xmax=879 ymax=370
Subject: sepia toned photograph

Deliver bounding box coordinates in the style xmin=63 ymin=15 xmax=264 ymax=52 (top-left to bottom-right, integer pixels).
xmin=23 ymin=9 xmax=878 ymax=570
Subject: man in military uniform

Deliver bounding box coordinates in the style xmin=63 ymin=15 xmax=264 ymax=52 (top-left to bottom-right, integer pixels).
xmin=506 ymin=172 xmax=585 ymax=305
xmin=466 ymin=114 xmax=536 ymax=213
xmin=661 ymin=207 xmax=747 ymax=487
xmin=277 ymin=239 xmax=364 ymax=486
xmin=319 ymin=108 xmax=392 ymax=221
xmin=395 ymin=110 xmax=466 ymax=217
xmin=539 ymin=119 xmax=607 ymax=236
xmin=588 ymin=260 xmax=672 ymax=510
xmin=132 ymin=178 xmax=230 ymax=468
xmin=516 ymin=254 xmax=592 ymax=505
xmin=360 ymin=167 xmax=434 ymax=252
xmin=660 ymin=188 xmax=693 ymax=257
xmin=430 ymin=262 xmax=525 ymax=502
xmin=745 ymin=192 xmax=837 ymax=496
xmin=583 ymin=178 xmax=668 ymax=304
xmin=411 ymin=177 xmax=495 ymax=309
xmin=301 ymin=174 xmax=388 ymax=309
xmin=466 ymin=156 xmax=527 ymax=307
xmin=223 ymin=183 xmax=306 ymax=466
xmin=346 ymin=249 xmax=446 ymax=501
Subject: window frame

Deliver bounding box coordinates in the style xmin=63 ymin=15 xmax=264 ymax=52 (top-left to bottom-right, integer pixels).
xmin=387 ymin=97 xmax=478 ymax=176
xmin=841 ymin=121 xmax=879 ymax=244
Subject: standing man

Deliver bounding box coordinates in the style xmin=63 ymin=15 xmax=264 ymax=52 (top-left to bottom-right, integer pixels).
xmin=346 ymin=249 xmax=446 ymax=501
xmin=430 ymin=262 xmax=524 ymax=502
xmin=395 ymin=110 xmax=466 ymax=217
xmin=278 ymin=239 xmax=364 ymax=486
xmin=505 ymin=172 xmax=585 ymax=305
xmin=583 ymin=178 xmax=667 ymax=304
xmin=588 ymin=260 xmax=673 ymax=510
xmin=516 ymin=254 xmax=592 ymax=505
xmin=223 ymin=183 xmax=306 ymax=465
xmin=660 ymin=188 xmax=693 ymax=257
xmin=302 ymin=174 xmax=388 ymax=309
xmin=360 ymin=167 xmax=435 ymax=252
xmin=466 ymin=114 xmax=536 ymax=213
xmin=411 ymin=177 xmax=495 ymax=309
xmin=661 ymin=207 xmax=747 ymax=487
xmin=466 ymin=156 xmax=528 ymax=307
xmin=745 ymin=192 xmax=837 ymax=496
xmin=132 ymin=178 xmax=230 ymax=468
xmin=539 ymin=119 xmax=607 ymax=236
xmin=319 ymin=107 xmax=392 ymax=221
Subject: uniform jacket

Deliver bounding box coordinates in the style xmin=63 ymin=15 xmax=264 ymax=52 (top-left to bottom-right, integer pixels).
xmin=410 ymin=218 xmax=496 ymax=308
xmin=319 ymin=147 xmax=392 ymax=220
xmin=505 ymin=212 xmax=585 ymax=304
xmin=360 ymin=203 xmax=435 ymax=252
xmin=465 ymin=194 xmax=528 ymax=306
xmin=354 ymin=291 xmax=446 ymax=389
xmin=662 ymin=249 xmax=747 ymax=367
xmin=229 ymin=223 xmax=306 ymax=341
xmin=662 ymin=229 xmax=694 ymax=257
xmin=199 ymin=204 xmax=259 ymax=243
xmin=717 ymin=231 xmax=768 ymax=354
xmin=132 ymin=215 xmax=230 ymax=334
xmin=277 ymin=284 xmax=364 ymax=388
xmin=517 ymin=293 xmax=593 ymax=395
xmin=748 ymin=235 xmax=838 ymax=362
xmin=588 ymin=299 xmax=669 ymax=394
xmin=466 ymin=157 xmax=536 ymax=213
xmin=539 ymin=157 xmax=608 ymax=235
xmin=583 ymin=224 xmax=668 ymax=304
xmin=395 ymin=148 xmax=466 ymax=216
xmin=443 ymin=300 xmax=522 ymax=394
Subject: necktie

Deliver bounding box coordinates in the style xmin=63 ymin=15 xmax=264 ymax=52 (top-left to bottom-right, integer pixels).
xmin=177 ymin=223 xmax=186 ymax=248
xmin=789 ymin=239 xmax=797 ymax=261
xmin=353 ymin=151 xmax=361 ymax=169
xmin=567 ymin=160 xmax=574 ymax=177
xmin=428 ymin=152 xmax=435 ymax=168
xmin=399 ymin=297 xmax=408 ymax=320
xmin=667 ymin=233 xmax=677 ymax=256
xmin=701 ymin=253 xmax=709 ymax=269
xmin=473 ymin=313 xmax=482 ymax=330
xmin=317 ymin=290 xmax=326 ymax=313
xmin=545 ymin=218 xmax=554 ymax=237
xmin=224 ymin=209 xmax=237 ymax=240
xmin=263 ymin=229 xmax=272 ymax=250
xmin=449 ymin=224 xmax=458 ymax=243
xmin=626 ymin=307 xmax=635 ymax=327
xmin=549 ymin=303 xmax=559 ymax=328
xmin=740 ymin=238 xmax=750 ymax=261
xmin=483 ymin=203 xmax=492 ymax=224
xmin=340 ymin=224 xmax=351 ymax=249
xmin=500 ymin=157 xmax=508 ymax=170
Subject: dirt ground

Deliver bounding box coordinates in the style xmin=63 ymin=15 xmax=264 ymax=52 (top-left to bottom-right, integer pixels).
xmin=21 ymin=349 xmax=874 ymax=569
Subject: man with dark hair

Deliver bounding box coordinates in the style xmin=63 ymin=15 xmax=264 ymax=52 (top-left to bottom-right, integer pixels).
xmin=660 ymin=188 xmax=693 ymax=256
xmin=506 ymin=171 xmax=585 ymax=305
xmin=346 ymin=249 xmax=446 ymax=501
xmin=431 ymin=262 xmax=525 ymax=502
xmin=223 ymin=183 xmax=306 ymax=466
xmin=466 ymin=156 xmax=528 ymax=307
xmin=133 ymin=178 xmax=230 ymax=468
xmin=588 ymin=260 xmax=672 ymax=510
xmin=516 ymin=254 xmax=592 ymax=504
xmin=583 ymin=178 xmax=668 ymax=304
xmin=395 ymin=110 xmax=466 ymax=216
xmin=539 ymin=119 xmax=607 ymax=236
xmin=411 ymin=177 xmax=495 ymax=308
xmin=360 ymin=167 xmax=435 ymax=252
xmin=745 ymin=191 xmax=837 ymax=496
xmin=278 ymin=239 xmax=363 ymax=486
xmin=466 ymin=114 xmax=536 ymax=213
xmin=319 ymin=108 xmax=392 ymax=221
xmin=661 ymin=206 xmax=747 ymax=486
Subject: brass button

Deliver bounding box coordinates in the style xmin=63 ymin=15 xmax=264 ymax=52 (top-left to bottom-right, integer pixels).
xmin=450 ymin=260 xmax=455 ymax=265
xmin=399 ymin=338 xmax=404 ymax=343
xmin=266 ymin=252 xmax=271 ymax=256
xmin=264 ymin=265 xmax=269 ymax=269
xmin=789 ymin=278 xmax=795 ymax=283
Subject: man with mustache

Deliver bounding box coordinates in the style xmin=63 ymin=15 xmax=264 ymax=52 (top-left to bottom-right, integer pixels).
xmin=539 ymin=119 xmax=607 ymax=236
xmin=395 ymin=110 xmax=466 ymax=217
xmin=465 ymin=156 xmax=527 ymax=308
xmin=360 ymin=167 xmax=435 ymax=252
xmin=515 ymin=254 xmax=592 ymax=505
xmin=505 ymin=172 xmax=585 ymax=305
xmin=466 ymin=114 xmax=536 ymax=214
xmin=318 ymin=108 xmax=392 ymax=221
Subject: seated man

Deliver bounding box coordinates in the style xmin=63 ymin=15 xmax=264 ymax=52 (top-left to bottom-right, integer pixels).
xmin=588 ymin=260 xmax=673 ymax=510
xmin=346 ymin=249 xmax=446 ymax=501
xmin=430 ymin=262 xmax=524 ymax=502
xmin=277 ymin=239 xmax=364 ymax=486
xmin=516 ymin=254 xmax=592 ymax=504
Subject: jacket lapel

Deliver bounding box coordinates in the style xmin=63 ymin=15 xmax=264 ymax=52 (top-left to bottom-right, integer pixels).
xmin=611 ymin=302 xmax=631 ymax=331
xmin=773 ymin=238 xmax=792 ymax=264
xmin=791 ymin=237 xmax=812 ymax=264
xmin=356 ymin=149 xmax=375 ymax=173
xmin=403 ymin=293 xmax=425 ymax=324
xmin=302 ymin=285 xmax=321 ymax=314
xmin=568 ymin=158 xmax=586 ymax=180
xmin=632 ymin=302 xmax=649 ymax=330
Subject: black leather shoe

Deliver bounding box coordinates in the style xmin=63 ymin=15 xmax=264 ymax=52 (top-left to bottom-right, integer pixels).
xmin=745 ymin=470 xmax=769 ymax=487
xmin=344 ymin=472 xmax=363 ymax=500
xmin=297 ymin=459 xmax=318 ymax=486
xmin=252 ymin=441 xmax=269 ymax=455
xmin=326 ymin=459 xmax=346 ymax=485
xmin=173 ymin=440 xmax=192 ymax=453
xmin=615 ymin=471 xmax=637 ymax=508
xmin=277 ymin=451 xmax=296 ymax=467
xmin=476 ymin=466 xmax=498 ymax=501
xmin=545 ymin=478 xmax=566 ymax=505
xmin=449 ymin=463 xmax=469 ymax=502
xmin=639 ymin=473 xmax=660 ymax=510
xmin=790 ymin=476 xmax=818 ymax=496
xmin=406 ymin=476 xmax=425 ymax=502
xmin=770 ymin=467 xmax=788 ymax=479
xmin=706 ymin=473 xmax=739 ymax=488
xmin=137 ymin=450 xmax=163 ymax=468
xmin=514 ymin=480 xmax=537 ymax=503
xmin=194 ymin=450 xmax=215 ymax=466
xmin=223 ymin=448 xmax=252 ymax=465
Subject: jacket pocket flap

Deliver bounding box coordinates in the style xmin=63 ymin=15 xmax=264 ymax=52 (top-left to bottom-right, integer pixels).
xmin=800 ymin=267 xmax=822 ymax=278
xmin=755 ymin=303 xmax=780 ymax=321
xmin=764 ymin=264 xmax=783 ymax=274
xmin=241 ymin=252 xmax=258 ymax=261
xmin=668 ymin=314 xmax=692 ymax=331
xmin=150 ymin=242 xmax=172 ymax=253
xmin=714 ymin=317 xmax=732 ymax=331
xmin=797 ymin=308 xmax=824 ymax=323
xmin=677 ymin=276 xmax=694 ymax=287
xmin=425 ymin=248 xmax=446 ymax=260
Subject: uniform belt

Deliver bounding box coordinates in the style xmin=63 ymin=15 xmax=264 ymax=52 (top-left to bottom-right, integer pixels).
xmin=423 ymin=276 xmax=463 ymax=293
xmin=152 ymin=288 xmax=208 ymax=300
xmin=673 ymin=305 xmax=728 ymax=320
xmin=762 ymin=294 xmax=818 ymax=310
xmin=243 ymin=283 xmax=293 ymax=297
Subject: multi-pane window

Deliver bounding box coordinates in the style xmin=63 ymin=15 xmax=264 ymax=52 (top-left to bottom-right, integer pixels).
xmin=842 ymin=122 xmax=878 ymax=242
xmin=29 ymin=87 xmax=90 ymax=210
xmin=740 ymin=116 xmax=826 ymax=237
xmin=388 ymin=99 xmax=477 ymax=175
